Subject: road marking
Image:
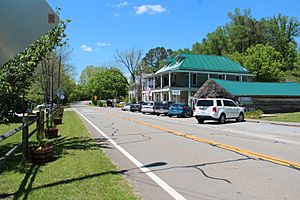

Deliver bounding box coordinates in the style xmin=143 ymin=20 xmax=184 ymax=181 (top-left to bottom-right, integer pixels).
xmin=72 ymin=106 xmax=187 ymax=200
xmin=110 ymin=113 xmax=300 ymax=170
xmin=128 ymin=111 xmax=300 ymax=146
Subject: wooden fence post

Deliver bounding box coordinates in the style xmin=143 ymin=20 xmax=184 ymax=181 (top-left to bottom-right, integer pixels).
xmin=22 ymin=117 xmax=29 ymax=161
xmin=46 ymin=108 xmax=49 ymax=129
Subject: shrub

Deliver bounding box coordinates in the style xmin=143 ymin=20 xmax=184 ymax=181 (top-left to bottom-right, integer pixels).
xmin=115 ymin=103 xmax=124 ymax=108
xmin=245 ymin=109 xmax=264 ymax=119
xmin=97 ymin=101 xmax=103 ymax=107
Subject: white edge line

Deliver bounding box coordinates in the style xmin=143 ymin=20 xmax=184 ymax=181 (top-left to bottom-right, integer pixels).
xmin=72 ymin=106 xmax=187 ymax=200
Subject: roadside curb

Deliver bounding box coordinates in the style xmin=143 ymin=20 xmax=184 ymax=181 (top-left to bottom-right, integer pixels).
xmin=246 ymin=118 xmax=300 ymax=127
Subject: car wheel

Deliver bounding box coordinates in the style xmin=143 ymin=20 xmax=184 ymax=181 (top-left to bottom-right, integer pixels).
xmin=236 ymin=112 xmax=245 ymax=122
xmin=197 ymin=119 xmax=204 ymax=124
xmin=156 ymin=113 xmax=160 ymax=116
xmin=168 ymin=115 xmax=172 ymax=118
xmin=218 ymin=113 xmax=226 ymax=124
xmin=142 ymin=112 xmax=145 ymax=114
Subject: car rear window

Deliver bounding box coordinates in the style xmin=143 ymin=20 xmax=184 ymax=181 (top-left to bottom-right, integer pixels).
xmin=155 ymin=102 xmax=163 ymax=106
xmin=143 ymin=102 xmax=154 ymax=106
xmin=197 ymin=100 xmax=213 ymax=106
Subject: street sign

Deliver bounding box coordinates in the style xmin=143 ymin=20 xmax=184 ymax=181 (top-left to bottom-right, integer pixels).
xmin=55 ymin=88 xmax=64 ymax=97
xmin=60 ymin=95 xmax=65 ymax=100
xmin=172 ymin=90 xmax=181 ymax=95
xmin=0 ymin=0 xmax=58 ymax=66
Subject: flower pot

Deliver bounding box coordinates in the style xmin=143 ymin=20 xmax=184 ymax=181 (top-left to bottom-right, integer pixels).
xmin=30 ymin=144 xmax=54 ymax=164
xmin=54 ymin=118 xmax=62 ymax=125
xmin=45 ymin=128 xmax=59 ymax=139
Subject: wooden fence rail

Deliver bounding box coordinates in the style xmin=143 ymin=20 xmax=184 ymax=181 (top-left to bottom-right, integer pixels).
xmin=0 ymin=105 xmax=60 ymax=163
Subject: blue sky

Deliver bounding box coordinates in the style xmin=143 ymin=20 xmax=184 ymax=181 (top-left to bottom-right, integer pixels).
xmin=47 ymin=0 xmax=300 ymax=80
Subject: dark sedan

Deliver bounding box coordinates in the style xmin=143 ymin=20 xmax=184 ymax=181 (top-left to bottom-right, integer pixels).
xmin=154 ymin=101 xmax=173 ymax=116
xmin=130 ymin=103 xmax=141 ymax=112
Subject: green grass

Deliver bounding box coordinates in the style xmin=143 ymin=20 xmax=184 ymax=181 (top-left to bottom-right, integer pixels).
xmin=261 ymin=112 xmax=300 ymax=123
xmin=0 ymin=111 xmax=139 ymax=200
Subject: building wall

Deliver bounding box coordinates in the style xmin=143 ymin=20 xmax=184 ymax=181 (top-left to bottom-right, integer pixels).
xmin=249 ymin=97 xmax=300 ymax=114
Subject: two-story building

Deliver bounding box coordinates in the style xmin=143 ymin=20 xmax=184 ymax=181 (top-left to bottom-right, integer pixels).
xmin=141 ymin=53 xmax=254 ymax=104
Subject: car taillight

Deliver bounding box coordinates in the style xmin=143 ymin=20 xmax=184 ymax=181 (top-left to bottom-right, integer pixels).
xmin=212 ymin=107 xmax=217 ymax=112
xmin=181 ymin=107 xmax=186 ymax=111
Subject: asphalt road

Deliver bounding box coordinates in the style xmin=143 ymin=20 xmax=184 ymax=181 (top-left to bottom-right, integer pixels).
xmin=72 ymin=103 xmax=300 ymax=200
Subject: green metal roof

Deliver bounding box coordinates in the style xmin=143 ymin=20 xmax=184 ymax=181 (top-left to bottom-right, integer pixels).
xmin=155 ymin=53 xmax=250 ymax=75
xmin=213 ymin=79 xmax=300 ymax=97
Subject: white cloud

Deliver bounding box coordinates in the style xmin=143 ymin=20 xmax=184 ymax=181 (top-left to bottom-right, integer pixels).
xmin=134 ymin=4 xmax=166 ymax=15
xmin=116 ymin=1 xmax=128 ymax=8
xmin=81 ymin=44 xmax=93 ymax=52
xmin=96 ymin=42 xmax=112 ymax=46
xmin=113 ymin=13 xmax=120 ymax=17
xmin=107 ymin=1 xmax=128 ymax=8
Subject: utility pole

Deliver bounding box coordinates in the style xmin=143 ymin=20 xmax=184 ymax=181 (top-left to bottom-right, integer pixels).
xmin=57 ymin=53 xmax=61 ymax=105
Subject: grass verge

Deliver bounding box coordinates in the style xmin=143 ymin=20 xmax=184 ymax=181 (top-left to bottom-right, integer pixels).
xmin=0 ymin=111 xmax=138 ymax=200
xmin=261 ymin=112 xmax=300 ymax=123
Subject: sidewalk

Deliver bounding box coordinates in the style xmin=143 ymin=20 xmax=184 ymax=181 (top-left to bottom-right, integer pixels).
xmin=246 ymin=118 xmax=300 ymax=127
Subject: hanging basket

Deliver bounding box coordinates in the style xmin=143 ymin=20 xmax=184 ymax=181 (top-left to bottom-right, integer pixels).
xmin=44 ymin=128 xmax=59 ymax=139
xmin=30 ymin=144 xmax=54 ymax=164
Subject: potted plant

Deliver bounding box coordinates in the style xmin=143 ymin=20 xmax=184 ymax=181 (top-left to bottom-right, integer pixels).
xmin=45 ymin=113 xmax=59 ymax=139
xmin=30 ymin=110 xmax=54 ymax=164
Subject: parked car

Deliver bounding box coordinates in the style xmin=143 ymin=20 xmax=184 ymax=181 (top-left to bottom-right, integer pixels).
xmin=122 ymin=104 xmax=131 ymax=111
xmin=154 ymin=101 xmax=173 ymax=116
xmin=130 ymin=103 xmax=141 ymax=112
xmin=168 ymin=103 xmax=193 ymax=117
xmin=194 ymin=98 xmax=245 ymax=124
xmin=141 ymin=101 xmax=156 ymax=114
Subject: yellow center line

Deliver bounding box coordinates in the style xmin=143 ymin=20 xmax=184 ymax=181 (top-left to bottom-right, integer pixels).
xmin=110 ymin=113 xmax=300 ymax=170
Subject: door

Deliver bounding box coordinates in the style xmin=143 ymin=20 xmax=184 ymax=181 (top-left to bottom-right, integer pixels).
xmin=223 ymin=100 xmax=239 ymax=118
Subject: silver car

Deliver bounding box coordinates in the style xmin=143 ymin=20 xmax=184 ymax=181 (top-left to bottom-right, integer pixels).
xmin=141 ymin=101 xmax=155 ymax=114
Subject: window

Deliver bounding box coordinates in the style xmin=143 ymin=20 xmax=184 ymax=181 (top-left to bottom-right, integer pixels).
xmin=192 ymin=74 xmax=197 ymax=85
xmin=218 ymin=74 xmax=223 ymax=79
xmin=163 ymin=93 xmax=167 ymax=101
xmin=217 ymin=100 xmax=222 ymax=106
xmin=197 ymin=100 xmax=213 ymax=106
xmin=223 ymin=100 xmax=237 ymax=107
xmin=236 ymin=76 xmax=240 ymax=81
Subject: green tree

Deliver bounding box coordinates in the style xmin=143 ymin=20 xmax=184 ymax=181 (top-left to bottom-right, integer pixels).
xmin=241 ymin=44 xmax=284 ymax=82
xmin=0 ymin=17 xmax=70 ymax=123
xmin=192 ymin=27 xmax=229 ymax=55
xmin=79 ymin=65 xmax=102 ymax=84
xmin=261 ymin=14 xmax=300 ymax=69
xmin=226 ymin=8 xmax=263 ymax=53
xmin=86 ymin=68 xmax=128 ymax=100
xmin=141 ymin=47 xmax=173 ymax=73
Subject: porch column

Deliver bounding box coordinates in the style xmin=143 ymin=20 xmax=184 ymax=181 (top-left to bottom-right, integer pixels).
xmin=188 ymin=91 xmax=191 ymax=106
xmin=188 ymin=72 xmax=191 ymax=88
xmin=160 ymin=74 xmax=163 ymax=88
xmin=208 ymin=74 xmax=210 ymax=80
xmin=241 ymin=76 xmax=243 ymax=82
xmin=169 ymin=72 xmax=171 ymax=87
xmin=224 ymin=74 xmax=227 ymax=80
xmin=168 ymin=91 xmax=172 ymax=101
xmin=160 ymin=92 xmax=163 ymax=101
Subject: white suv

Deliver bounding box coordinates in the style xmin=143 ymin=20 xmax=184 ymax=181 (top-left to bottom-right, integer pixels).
xmin=194 ymin=98 xmax=244 ymax=124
